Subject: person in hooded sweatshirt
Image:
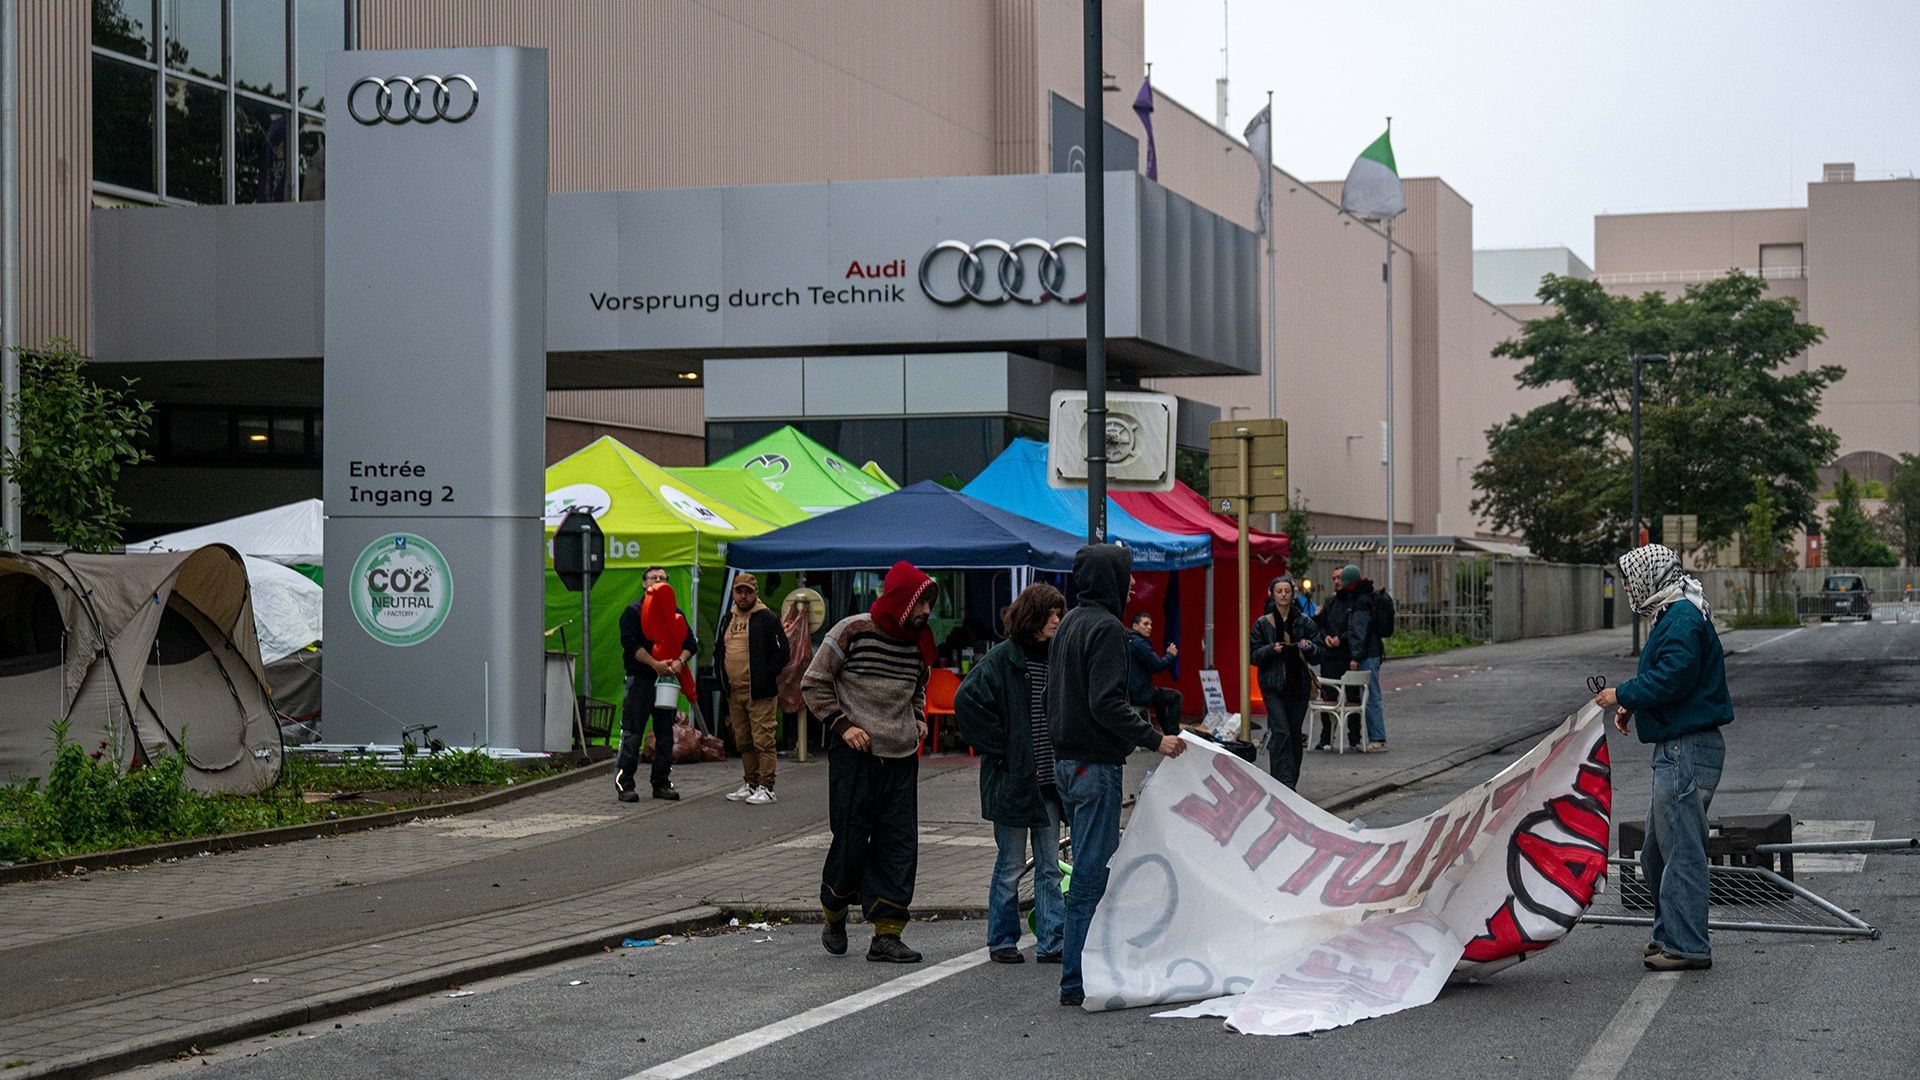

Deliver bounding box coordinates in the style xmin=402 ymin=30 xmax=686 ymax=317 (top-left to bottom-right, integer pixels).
xmin=1593 ymin=543 xmax=1732 ymax=972
xmin=804 ymin=561 xmax=938 ymax=964
xmin=715 ymin=573 xmax=789 ymax=806
xmin=1251 ymin=575 xmax=1322 ymax=789
xmin=1047 ymin=544 xmax=1187 ymax=1008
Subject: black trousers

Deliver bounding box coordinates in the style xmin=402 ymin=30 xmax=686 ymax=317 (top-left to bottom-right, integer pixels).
xmin=615 ymin=676 xmax=674 ymax=792
xmin=1139 ymin=687 xmax=1184 ymax=735
xmin=1264 ymin=694 xmax=1310 ymax=789
xmin=821 ymin=740 xmax=920 ymax=929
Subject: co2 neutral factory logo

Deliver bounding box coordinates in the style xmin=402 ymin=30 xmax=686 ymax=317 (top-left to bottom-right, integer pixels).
xmin=349 ymin=534 xmax=453 ymax=647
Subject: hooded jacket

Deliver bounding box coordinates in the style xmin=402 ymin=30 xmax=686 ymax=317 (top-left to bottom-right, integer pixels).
xmin=802 ymin=561 xmax=936 ymax=759
xmin=1047 ymin=544 xmax=1163 ymax=765
xmin=1251 ymin=591 xmax=1322 ymax=701
xmin=1320 ymin=579 xmax=1382 ymax=665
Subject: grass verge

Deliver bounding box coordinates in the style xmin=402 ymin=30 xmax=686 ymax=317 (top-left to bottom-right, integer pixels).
xmin=1384 ymin=628 xmax=1484 ymax=659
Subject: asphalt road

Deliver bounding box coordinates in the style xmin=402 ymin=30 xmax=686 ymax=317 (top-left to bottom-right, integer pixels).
xmin=129 ymin=619 xmax=1920 ymax=1080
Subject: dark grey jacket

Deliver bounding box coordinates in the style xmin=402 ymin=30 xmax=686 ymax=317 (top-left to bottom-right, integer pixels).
xmin=1251 ymin=598 xmax=1322 ymax=701
xmin=1047 ymin=544 xmax=1163 ymax=765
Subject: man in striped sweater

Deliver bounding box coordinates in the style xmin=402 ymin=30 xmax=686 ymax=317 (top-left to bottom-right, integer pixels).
xmin=804 ymin=561 xmax=938 ymax=963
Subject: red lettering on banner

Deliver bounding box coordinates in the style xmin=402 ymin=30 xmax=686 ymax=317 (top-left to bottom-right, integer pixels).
xmin=1295 ymin=951 xmax=1425 ymax=1000
xmin=1515 ymin=828 xmax=1609 ymax=904
xmin=1243 ymin=795 xmax=1309 ymax=870
xmin=1357 ymin=815 xmax=1450 ymax=903
xmin=1548 ymin=792 xmax=1610 ymax=849
xmin=1418 ymin=800 xmax=1488 ymax=892
xmin=1490 ymin=774 xmax=1532 ymax=814
xmin=1281 ymin=826 xmax=1366 ymax=896
xmin=1172 ymin=755 xmax=1267 ymax=845
xmin=1461 ymin=899 xmax=1550 ymax=963
xmin=1322 ymin=840 xmax=1408 ymax=906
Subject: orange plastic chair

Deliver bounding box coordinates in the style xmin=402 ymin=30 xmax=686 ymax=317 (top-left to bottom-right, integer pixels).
xmin=922 ymin=668 xmax=964 ymax=756
xmin=1249 ymin=666 xmax=1266 ymax=714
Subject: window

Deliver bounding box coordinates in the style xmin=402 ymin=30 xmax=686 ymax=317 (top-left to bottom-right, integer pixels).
xmin=90 ymin=1 xmax=348 ymax=205
xmin=158 ymin=405 xmax=321 ymax=465
xmin=1758 ymin=243 xmax=1804 ymax=278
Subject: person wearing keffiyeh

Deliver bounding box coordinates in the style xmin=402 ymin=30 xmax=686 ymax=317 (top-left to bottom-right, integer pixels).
xmin=1594 ymin=543 xmax=1734 ymax=972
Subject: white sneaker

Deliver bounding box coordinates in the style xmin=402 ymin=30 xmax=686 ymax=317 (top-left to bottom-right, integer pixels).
xmin=745 ymin=786 xmax=777 ymax=805
xmin=725 ymin=783 xmax=756 ymax=802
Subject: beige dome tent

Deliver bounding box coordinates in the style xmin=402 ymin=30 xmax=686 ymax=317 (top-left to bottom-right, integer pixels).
xmin=0 ymin=546 xmax=282 ymax=794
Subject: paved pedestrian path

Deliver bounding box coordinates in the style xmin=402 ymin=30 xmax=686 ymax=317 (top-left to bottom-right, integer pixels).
xmin=0 ymin=629 xmax=1646 ymax=1076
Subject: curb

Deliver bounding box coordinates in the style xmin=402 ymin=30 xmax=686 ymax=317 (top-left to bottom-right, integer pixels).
xmin=1316 ymin=717 xmax=1565 ymax=814
xmin=15 ymin=905 xmax=727 ymax=1080
xmin=0 ymin=760 xmax=603 ymax=886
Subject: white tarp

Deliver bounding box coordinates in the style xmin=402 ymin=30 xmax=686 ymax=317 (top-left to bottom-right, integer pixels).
xmin=243 ymin=556 xmax=322 ymax=664
xmin=1083 ymin=706 xmax=1613 ymax=1034
xmin=137 ymin=499 xmax=324 ymax=566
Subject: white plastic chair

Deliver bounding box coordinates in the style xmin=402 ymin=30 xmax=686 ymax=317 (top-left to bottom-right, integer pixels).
xmin=1308 ymin=670 xmax=1372 ymax=754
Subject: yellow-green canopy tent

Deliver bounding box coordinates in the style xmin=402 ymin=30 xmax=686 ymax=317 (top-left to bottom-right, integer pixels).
xmin=544 ymin=437 xmax=776 ymax=708
xmin=667 ymin=466 xmax=812 ymax=528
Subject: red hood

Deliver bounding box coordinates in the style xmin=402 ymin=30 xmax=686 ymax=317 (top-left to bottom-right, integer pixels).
xmin=870 ymin=561 xmax=938 ymax=665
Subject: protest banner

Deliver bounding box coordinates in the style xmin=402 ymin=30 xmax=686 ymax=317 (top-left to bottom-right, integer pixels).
xmin=1082 ymin=705 xmax=1613 ymax=1034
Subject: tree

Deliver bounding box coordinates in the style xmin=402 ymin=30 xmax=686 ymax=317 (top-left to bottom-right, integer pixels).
xmin=1472 ymin=273 xmax=1840 ymax=564
xmin=0 ymin=340 xmax=155 ymax=552
xmin=1741 ymin=477 xmax=1785 ymax=573
xmin=1883 ymin=453 xmax=1920 ymax=566
xmin=1824 ymin=471 xmax=1898 ymax=567
xmin=1279 ymin=488 xmax=1314 ymax=584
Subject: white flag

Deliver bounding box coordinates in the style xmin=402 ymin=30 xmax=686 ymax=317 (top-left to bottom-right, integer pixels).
xmin=1244 ymin=105 xmax=1272 ymax=235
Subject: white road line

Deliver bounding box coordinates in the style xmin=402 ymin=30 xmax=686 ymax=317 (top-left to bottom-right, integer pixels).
xmin=1731 ymin=626 xmax=1805 ymax=654
xmin=627 ymin=947 xmax=991 ymax=1079
xmin=1767 ymin=777 xmax=1807 ymax=814
xmin=1569 ymin=972 xmax=1682 ymax=1080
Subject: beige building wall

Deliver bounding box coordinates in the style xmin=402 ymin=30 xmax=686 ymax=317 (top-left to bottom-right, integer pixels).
xmin=1445 ymin=296 xmax=1553 ymax=538
xmin=1806 ymin=177 xmax=1920 ymax=461
xmin=15 ymin=2 xmax=92 ymax=352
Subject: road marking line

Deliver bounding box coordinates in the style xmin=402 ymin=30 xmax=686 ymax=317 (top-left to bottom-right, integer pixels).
xmin=1767 ymin=777 xmax=1807 ymax=814
xmin=1569 ymin=972 xmax=1682 ymax=1080
xmin=1793 ymin=819 xmax=1876 ymax=873
xmin=627 ymin=947 xmax=991 ymax=1079
xmin=1731 ymin=626 xmax=1805 ymax=654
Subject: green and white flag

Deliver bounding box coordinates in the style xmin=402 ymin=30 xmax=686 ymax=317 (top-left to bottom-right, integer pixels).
xmin=1339 ymin=127 xmax=1405 ymax=221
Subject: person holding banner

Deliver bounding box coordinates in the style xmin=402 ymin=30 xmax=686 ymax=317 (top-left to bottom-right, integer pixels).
xmin=1251 ymin=575 xmax=1322 ymax=789
xmin=954 ymin=583 xmax=1069 ymax=965
xmin=1594 ymin=543 xmax=1733 ymax=972
xmin=1048 ymin=544 xmax=1186 ymax=1007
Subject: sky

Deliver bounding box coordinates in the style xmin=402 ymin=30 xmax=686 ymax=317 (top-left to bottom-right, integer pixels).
xmin=1142 ymin=0 xmax=1920 ymax=265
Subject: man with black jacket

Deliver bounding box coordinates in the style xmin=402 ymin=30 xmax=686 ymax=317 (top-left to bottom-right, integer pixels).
xmin=1047 ymin=544 xmax=1186 ymax=1008
xmin=616 ymin=566 xmax=698 ymax=802
xmin=716 ymin=573 xmax=789 ymax=806
xmin=1124 ymin=612 xmax=1182 ymax=734
xmin=1319 ymin=564 xmax=1387 ymax=752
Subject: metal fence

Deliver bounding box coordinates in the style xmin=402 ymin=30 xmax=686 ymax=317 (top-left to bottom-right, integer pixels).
xmin=1326 ymin=552 xmax=1493 ymax=641
xmin=1691 ymin=566 xmax=1920 ymax=622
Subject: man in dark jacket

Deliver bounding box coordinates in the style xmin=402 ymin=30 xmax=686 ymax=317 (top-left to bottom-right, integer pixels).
xmin=616 ymin=566 xmax=698 ymax=802
xmin=1594 ymin=543 xmax=1732 ymax=973
xmin=1320 ymin=564 xmax=1387 ymax=751
xmin=1251 ymin=575 xmax=1321 ymax=789
xmin=716 ymin=573 xmax=789 ymax=806
xmin=1124 ymin=612 xmax=1183 ymax=734
xmin=1047 ymin=544 xmax=1186 ymax=1008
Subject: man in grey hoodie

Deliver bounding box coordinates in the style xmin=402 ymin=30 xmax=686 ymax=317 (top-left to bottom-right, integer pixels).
xmin=1047 ymin=544 xmax=1186 ymax=1008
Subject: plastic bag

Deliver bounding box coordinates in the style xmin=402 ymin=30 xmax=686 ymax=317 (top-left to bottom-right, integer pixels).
xmin=640 ymin=712 xmax=727 ymax=764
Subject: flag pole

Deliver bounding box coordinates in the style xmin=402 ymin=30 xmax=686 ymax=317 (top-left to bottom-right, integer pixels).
xmin=1383 ymin=117 xmax=1396 ymax=598
xmin=1264 ymin=91 xmax=1279 ymax=533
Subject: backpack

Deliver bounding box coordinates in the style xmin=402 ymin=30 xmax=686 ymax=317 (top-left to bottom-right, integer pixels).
xmin=1371 ymin=591 xmax=1397 ymax=639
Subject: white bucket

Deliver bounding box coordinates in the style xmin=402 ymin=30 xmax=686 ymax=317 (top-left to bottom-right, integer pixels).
xmin=654 ymin=679 xmax=682 ymax=708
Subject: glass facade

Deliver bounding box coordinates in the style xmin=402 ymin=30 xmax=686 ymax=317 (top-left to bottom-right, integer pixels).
xmin=90 ymin=0 xmax=347 ymax=205
xmin=157 ymin=405 xmax=322 ymax=465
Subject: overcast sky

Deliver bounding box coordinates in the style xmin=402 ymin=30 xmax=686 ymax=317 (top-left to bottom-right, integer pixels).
xmin=1142 ymin=0 xmax=1920 ymax=265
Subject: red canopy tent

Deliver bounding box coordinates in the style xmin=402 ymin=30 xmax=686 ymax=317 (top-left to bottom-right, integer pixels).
xmin=1115 ymin=483 xmax=1289 ymax=723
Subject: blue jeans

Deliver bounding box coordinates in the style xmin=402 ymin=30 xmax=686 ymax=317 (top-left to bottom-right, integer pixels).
xmin=1644 ymin=728 xmax=1726 ymax=960
xmin=1056 ymin=760 xmax=1123 ymax=999
xmin=1360 ymin=656 xmax=1386 ymax=742
xmin=988 ymin=801 xmax=1063 ymax=955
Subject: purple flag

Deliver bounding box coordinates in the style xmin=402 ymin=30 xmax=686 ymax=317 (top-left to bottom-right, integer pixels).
xmin=1133 ymin=76 xmax=1157 ymax=181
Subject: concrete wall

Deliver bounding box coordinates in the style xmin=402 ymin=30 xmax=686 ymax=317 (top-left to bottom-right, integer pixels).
xmin=1439 ymin=296 xmax=1543 ymax=539
xmin=1473 ymin=246 xmax=1593 ymax=307
xmin=1491 ymin=560 xmax=1606 ymax=643
xmin=1807 ymin=178 xmax=1920 ymax=460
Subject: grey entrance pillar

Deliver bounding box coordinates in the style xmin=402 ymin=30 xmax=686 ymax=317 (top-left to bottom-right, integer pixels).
xmin=322 ymin=48 xmax=548 ymax=749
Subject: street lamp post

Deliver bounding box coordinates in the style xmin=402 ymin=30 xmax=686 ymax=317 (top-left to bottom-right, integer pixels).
xmin=1629 ymin=353 xmax=1669 ymax=656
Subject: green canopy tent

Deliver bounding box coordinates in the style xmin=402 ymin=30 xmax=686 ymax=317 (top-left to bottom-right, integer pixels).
xmin=667 ymin=466 xmax=812 ymax=528
xmin=711 ymin=426 xmax=896 ymax=514
xmin=543 ymin=438 xmax=777 ymax=714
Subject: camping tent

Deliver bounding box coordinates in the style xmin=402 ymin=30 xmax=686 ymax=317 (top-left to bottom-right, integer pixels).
xmin=666 ymin=466 xmax=812 ymax=527
xmin=136 ymin=499 xmax=325 ymax=583
xmin=544 ymin=437 xmax=779 ymax=705
xmin=711 ymin=426 xmax=896 ymax=513
xmin=0 ymin=546 xmax=282 ymax=794
xmin=244 ymin=556 xmax=323 ymax=664
xmin=726 ymin=481 xmax=1082 ymax=572
xmin=962 ymin=440 xmax=1211 ymax=571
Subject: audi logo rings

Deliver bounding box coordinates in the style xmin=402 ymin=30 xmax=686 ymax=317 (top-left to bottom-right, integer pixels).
xmin=348 ymin=74 xmax=480 ymax=125
xmin=918 ymin=237 xmax=1088 ymax=306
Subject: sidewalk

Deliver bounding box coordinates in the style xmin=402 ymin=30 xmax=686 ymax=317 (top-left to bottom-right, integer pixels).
xmin=0 ymin=627 xmax=1633 ymax=1077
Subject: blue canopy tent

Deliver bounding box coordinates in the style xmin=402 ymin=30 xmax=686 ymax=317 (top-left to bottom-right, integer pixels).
xmin=960 ymin=440 xmax=1211 ymax=571
xmin=725 ymin=481 xmax=1082 ymax=572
